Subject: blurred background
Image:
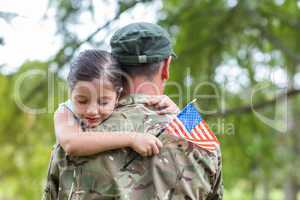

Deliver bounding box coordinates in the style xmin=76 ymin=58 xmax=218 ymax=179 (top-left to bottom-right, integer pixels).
xmin=1 ymin=0 xmax=300 ymax=199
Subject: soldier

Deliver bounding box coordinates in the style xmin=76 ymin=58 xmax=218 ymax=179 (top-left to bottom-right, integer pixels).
xmin=43 ymin=22 xmax=223 ymax=200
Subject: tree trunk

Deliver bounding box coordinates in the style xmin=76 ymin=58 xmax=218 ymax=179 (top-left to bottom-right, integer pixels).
xmin=262 ymin=178 xmax=270 ymax=200
xmin=284 ymin=176 xmax=298 ymax=200
xmin=284 ymin=94 xmax=299 ymax=200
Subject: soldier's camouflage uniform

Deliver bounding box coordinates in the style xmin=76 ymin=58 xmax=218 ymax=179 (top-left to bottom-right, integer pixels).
xmin=42 ymin=94 xmax=223 ymax=200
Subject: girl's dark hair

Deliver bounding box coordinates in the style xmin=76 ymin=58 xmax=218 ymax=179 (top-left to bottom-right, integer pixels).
xmin=67 ymin=50 xmax=123 ymax=93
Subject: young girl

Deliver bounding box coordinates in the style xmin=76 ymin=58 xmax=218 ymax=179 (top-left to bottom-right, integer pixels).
xmin=54 ymin=49 xmax=179 ymax=157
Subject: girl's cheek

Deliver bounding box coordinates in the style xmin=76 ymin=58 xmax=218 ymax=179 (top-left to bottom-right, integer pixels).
xmin=101 ymin=108 xmax=112 ymax=116
xmin=100 ymin=105 xmax=114 ymax=116
xmin=74 ymin=105 xmax=87 ymax=116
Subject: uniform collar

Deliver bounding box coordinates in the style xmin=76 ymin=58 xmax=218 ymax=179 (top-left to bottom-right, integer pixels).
xmin=118 ymin=93 xmax=152 ymax=107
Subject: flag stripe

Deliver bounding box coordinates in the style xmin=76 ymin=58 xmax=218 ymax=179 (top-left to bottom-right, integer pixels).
xmin=192 ymin=143 xmax=216 ymax=151
xmin=196 ymin=124 xmax=209 ymax=140
xmin=202 ymin=120 xmax=220 ymax=143
xmin=193 ymin=125 xmax=208 ymax=140
xmin=202 ymin=120 xmax=215 ymax=139
xmin=192 ymin=142 xmax=218 ymax=149
xmin=190 ymin=129 xmax=203 ymax=140
xmin=186 ymin=138 xmax=218 ymax=146
xmin=170 ymin=121 xmax=206 ymax=142
xmin=163 ymin=102 xmax=219 ymax=152
xmin=199 ymin=122 xmax=214 ymax=140
xmin=174 ymin=118 xmax=195 ymax=140
xmin=168 ymin=118 xmax=190 ymax=139
xmin=189 ymin=142 xmax=216 ymax=147
xmin=169 ymin=121 xmax=188 ymax=139
xmin=169 ymin=132 xmax=217 ymax=150
xmin=168 ymin=123 xmax=219 ymax=151
xmin=168 ymin=120 xmax=219 ymax=142
xmin=189 ymin=129 xmax=198 ymax=140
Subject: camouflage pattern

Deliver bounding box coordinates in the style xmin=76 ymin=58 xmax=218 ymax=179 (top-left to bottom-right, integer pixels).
xmin=42 ymin=94 xmax=223 ymax=200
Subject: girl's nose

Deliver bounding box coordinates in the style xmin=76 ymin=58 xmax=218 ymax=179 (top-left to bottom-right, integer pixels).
xmin=86 ymin=103 xmax=98 ymax=116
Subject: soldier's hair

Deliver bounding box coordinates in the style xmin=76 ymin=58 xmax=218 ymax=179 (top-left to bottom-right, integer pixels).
xmin=120 ymin=61 xmax=163 ymax=79
xmin=67 ymin=50 xmax=123 ymax=93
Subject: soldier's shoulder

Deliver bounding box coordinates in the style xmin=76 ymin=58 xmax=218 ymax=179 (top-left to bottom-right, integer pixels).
xmin=100 ymin=104 xmax=144 ymax=125
xmin=98 ymin=103 xmax=173 ymax=133
xmin=92 ymin=104 xmax=144 ymax=132
xmin=117 ymin=103 xmax=173 ymax=124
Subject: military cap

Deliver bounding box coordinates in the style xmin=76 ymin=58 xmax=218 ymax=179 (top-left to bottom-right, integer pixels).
xmin=110 ymin=22 xmax=176 ymax=65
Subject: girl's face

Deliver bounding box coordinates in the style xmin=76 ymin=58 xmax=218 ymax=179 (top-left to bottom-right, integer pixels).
xmin=71 ymin=77 xmax=118 ymax=128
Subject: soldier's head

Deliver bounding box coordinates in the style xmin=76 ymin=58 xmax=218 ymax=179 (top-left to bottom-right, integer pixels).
xmin=110 ymin=22 xmax=176 ymax=95
xmin=67 ymin=49 xmax=123 ymax=127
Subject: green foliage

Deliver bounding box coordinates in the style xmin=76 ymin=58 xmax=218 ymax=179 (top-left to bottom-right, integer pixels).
xmin=161 ymin=0 xmax=300 ymax=198
xmin=0 ymin=61 xmax=67 ymax=199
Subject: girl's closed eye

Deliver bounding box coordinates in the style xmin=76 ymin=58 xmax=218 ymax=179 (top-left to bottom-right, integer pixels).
xmin=75 ymin=96 xmax=89 ymax=104
xmin=78 ymin=100 xmax=88 ymax=104
xmin=97 ymin=97 xmax=112 ymax=106
xmin=99 ymin=101 xmax=108 ymax=106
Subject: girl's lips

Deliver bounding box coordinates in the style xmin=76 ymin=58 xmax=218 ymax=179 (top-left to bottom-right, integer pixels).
xmin=85 ymin=117 xmax=101 ymax=123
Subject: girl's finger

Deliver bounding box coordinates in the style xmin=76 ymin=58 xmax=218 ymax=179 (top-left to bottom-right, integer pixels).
xmin=146 ymin=96 xmax=179 ymax=114
xmin=156 ymin=108 xmax=171 ymax=115
xmin=157 ymin=106 xmax=179 ymax=114
xmin=144 ymin=99 xmax=155 ymax=105
xmin=145 ymin=95 xmax=166 ymax=106
xmin=152 ymin=101 xmax=169 ymax=110
xmin=159 ymin=99 xmax=177 ymax=109
xmin=142 ymin=151 xmax=147 ymax=157
xmin=151 ymin=143 xmax=159 ymax=155
xmin=145 ymin=96 xmax=161 ymax=104
xmin=155 ymin=139 xmax=163 ymax=149
xmin=147 ymin=146 xmax=153 ymax=156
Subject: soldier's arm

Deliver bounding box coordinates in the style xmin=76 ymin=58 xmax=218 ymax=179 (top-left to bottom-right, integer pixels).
xmin=151 ymin=133 xmax=223 ymax=200
xmin=42 ymin=147 xmax=59 ymax=200
xmin=207 ymin=148 xmax=223 ymax=200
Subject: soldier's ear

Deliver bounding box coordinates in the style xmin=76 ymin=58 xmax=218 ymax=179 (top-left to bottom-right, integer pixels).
xmin=161 ymin=56 xmax=171 ymax=80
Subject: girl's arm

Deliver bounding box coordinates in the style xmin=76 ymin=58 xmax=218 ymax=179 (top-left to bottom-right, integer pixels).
xmin=54 ymin=106 xmax=162 ymax=156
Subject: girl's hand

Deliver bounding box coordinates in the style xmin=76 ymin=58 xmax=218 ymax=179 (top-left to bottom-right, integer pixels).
xmin=145 ymin=95 xmax=180 ymax=115
xmin=129 ymin=133 xmax=163 ymax=157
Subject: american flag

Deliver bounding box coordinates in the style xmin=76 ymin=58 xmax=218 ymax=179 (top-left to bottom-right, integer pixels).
xmin=165 ymin=100 xmax=220 ymax=152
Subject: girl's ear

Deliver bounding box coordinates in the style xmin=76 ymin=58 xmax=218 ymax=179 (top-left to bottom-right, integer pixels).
xmin=115 ymin=87 xmax=123 ymax=102
xmin=118 ymin=87 xmax=123 ymax=93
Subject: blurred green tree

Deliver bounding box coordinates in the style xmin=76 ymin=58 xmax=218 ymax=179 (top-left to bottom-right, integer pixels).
xmin=161 ymin=0 xmax=300 ymax=199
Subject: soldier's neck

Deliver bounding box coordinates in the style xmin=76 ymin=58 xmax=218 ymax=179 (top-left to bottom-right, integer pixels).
xmin=126 ymin=76 xmax=163 ymax=96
